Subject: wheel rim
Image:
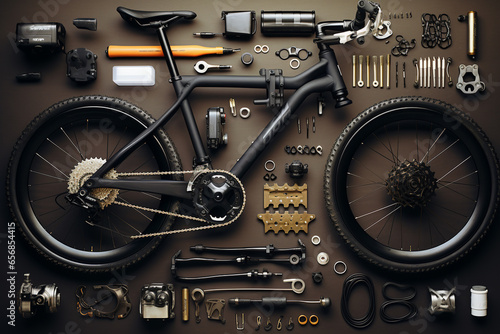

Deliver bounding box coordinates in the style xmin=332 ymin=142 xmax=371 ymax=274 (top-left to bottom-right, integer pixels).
xmin=332 ymin=106 xmax=494 ymax=266
xmin=13 ymin=105 xmax=174 ymax=267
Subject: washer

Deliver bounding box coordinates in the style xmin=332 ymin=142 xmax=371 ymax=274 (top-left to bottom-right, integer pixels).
xmin=298 ymin=314 xmax=308 ymax=326
xmin=239 ymin=107 xmax=251 ymax=119
xmin=264 ymin=160 xmax=276 ymax=172
xmin=333 ymin=261 xmax=347 ymax=275
xmin=317 ymin=252 xmax=329 ymax=265
xmin=311 ymin=235 xmax=321 ymax=245
xmin=261 ymin=45 xmax=269 ymax=53
xmin=254 ymin=45 xmax=262 ymax=53
xmin=290 ymin=59 xmax=300 ymax=70
xmin=309 ymin=315 xmax=319 ymax=326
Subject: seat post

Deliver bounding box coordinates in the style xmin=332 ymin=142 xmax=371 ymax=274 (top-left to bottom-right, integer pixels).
xmin=158 ymin=25 xmax=181 ymax=81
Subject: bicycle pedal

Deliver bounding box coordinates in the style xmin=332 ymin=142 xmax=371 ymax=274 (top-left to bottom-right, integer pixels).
xmin=257 ymin=211 xmax=316 ymax=234
xmin=264 ymin=183 xmax=308 ymax=208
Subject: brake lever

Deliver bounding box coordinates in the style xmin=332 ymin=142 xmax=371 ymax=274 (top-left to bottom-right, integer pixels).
xmin=314 ymin=3 xmax=387 ymax=45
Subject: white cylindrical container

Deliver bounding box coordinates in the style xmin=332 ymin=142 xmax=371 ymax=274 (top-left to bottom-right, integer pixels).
xmin=470 ymin=285 xmax=488 ymax=317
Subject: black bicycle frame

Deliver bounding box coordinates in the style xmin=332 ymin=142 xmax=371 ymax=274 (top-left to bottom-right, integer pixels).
xmin=84 ymin=25 xmax=349 ymax=200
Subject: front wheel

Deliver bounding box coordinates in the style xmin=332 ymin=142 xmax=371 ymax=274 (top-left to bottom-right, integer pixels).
xmin=324 ymin=97 xmax=499 ymax=272
xmin=7 ymin=96 xmax=182 ymax=272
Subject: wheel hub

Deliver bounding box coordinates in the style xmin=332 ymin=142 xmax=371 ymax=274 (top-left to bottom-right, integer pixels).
xmin=192 ymin=171 xmax=244 ymax=223
xmin=68 ymin=158 xmax=119 ymax=209
xmin=385 ymin=159 xmax=438 ymax=208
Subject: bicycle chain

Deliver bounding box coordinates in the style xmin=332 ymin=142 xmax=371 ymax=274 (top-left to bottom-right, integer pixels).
xmin=112 ymin=169 xmax=246 ymax=239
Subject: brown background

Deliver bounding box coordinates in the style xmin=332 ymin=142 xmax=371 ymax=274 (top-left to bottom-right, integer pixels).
xmin=1 ymin=0 xmax=500 ymax=333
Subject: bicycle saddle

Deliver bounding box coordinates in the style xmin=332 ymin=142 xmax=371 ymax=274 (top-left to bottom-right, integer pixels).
xmin=117 ymin=6 xmax=196 ymax=27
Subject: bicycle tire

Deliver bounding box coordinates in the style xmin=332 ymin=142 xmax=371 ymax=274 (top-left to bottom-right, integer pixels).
xmin=7 ymin=95 xmax=183 ymax=272
xmin=324 ymin=96 xmax=499 ymax=272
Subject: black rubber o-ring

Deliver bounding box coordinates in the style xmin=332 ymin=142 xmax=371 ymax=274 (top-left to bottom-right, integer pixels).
xmin=241 ymin=52 xmax=254 ymax=65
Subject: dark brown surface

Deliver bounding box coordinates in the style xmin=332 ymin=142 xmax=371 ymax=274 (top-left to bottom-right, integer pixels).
xmin=1 ymin=0 xmax=499 ymax=333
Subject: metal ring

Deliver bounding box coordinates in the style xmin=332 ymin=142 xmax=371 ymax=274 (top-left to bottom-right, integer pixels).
xmin=317 ymin=252 xmax=329 ymax=265
xmin=191 ymin=287 xmax=205 ymax=302
xmin=309 ymin=315 xmax=319 ymax=326
xmin=241 ymin=52 xmax=254 ymax=65
xmin=264 ymin=160 xmax=276 ymax=172
xmin=283 ymin=278 xmax=306 ymax=294
xmin=261 ymin=45 xmax=269 ymax=53
xmin=239 ymin=107 xmax=251 ymax=119
xmin=296 ymin=145 xmax=303 ymax=154
xmin=333 ymin=261 xmax=347 ymax=275
xmin=311 ymin=235 xmax=321 ymax=245
xmin=298 ymin=315 xmax=308 ymax=326
xmin=290 ymin=59 xmax=300 ymax=69
xmin=254 ymin=45 xmax=262 ymax=53
xmin=316 ymin=145 xmax=323 ymax=155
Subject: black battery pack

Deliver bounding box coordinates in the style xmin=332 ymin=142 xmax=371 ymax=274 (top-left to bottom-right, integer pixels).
xmin=16 ymin=22 xmax=66 ymax=55
xmin=221 ymin=11 xmax=256 ymax=39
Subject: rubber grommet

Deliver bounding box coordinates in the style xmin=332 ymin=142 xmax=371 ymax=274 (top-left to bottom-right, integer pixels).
xmin=241 ymin=52 xmax=254 ymax=65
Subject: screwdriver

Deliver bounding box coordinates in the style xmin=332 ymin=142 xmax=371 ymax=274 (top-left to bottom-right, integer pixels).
xmin=106 ymin=45 xmax=240 ymax=58
xmin=193 ymin=32 xmax=224 ymax=38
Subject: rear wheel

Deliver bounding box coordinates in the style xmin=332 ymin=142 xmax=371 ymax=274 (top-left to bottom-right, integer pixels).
xmin=7 ymin=96 xmax=182 ymax=272
xmin=324 ymin=97 xmax=499 ymax=272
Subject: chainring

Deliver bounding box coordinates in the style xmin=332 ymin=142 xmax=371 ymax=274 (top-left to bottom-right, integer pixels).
xmin=191 ymin=171 xmax=245 ymax=223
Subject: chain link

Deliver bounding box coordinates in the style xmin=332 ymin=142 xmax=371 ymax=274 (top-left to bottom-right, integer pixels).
xmin=113 ymin=169 xmax=246 ymax=239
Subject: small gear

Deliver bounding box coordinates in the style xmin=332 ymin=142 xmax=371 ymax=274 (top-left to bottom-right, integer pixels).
xmin=68 ymin=158 xmax=119 ymax=209
xmin=386 ymin=159 xmax=438 ymax=208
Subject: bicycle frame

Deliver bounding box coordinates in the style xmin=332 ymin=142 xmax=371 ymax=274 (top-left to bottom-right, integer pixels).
xmin=82 ymin=25 xmax=350 ymax=201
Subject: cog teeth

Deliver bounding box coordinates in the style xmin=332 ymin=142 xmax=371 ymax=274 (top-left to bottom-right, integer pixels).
xmin=67 ymin=158 xmax=118 ymax=208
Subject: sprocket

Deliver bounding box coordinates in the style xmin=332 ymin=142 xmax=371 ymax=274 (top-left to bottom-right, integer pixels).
xmin=68 ymin=158 xmax=119 ymax=209
xmin=191 ymin=171 xmax=245 ymax=223
xmin=386 ymin=159 xmax=438 ymax=208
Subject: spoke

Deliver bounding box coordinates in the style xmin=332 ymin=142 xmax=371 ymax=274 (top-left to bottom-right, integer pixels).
xmin=396 ymin=122 xmax=400 ymax=162
xmin=85 ymin=217 xmax=133 ymax=238
xmin=437 ymin=156 xmax=472 ymax=182
xmin=364 ymin=205 xmax=401 ymax=232
xmin=424 ymin=207 xmax=463 ymax=236
xmin=349 ymin=158 xmax=387 ymax=183
xmin=362 ymin=141 xmax=396 ymax=164
xmin=420 ymin=128 xmax=446 ymax=163
xmin=346 ymin=182 xmax=385 ymax=189
xmin=416 ymin=122 xmax=420 ymax=162
xmin=37 ymin=207 xmax=64 ymax=217
xmin=30 ymin=193 xmax=64 ymax=203
xmin=60 ymin=126 xmax=85 ymax=160
xmin=116 ymin=196 xmax=154 ymax=224
xmin=347 ymin=172 xmax=382 ymax=185
xmin=428 ymin=139 xmax=459 ymax=163
xmin=47 ymin=138 xmax=80 ymax=163
xmin=356 ymin=202 xmax=399 ymax=220
xmin=30 ymin=170 xmax=67 ymax=182
xmin=436 ymin=182 xmax=478 ymax=202
xmin=348 ymin=185 xmax=387 ymax=205
xmin=109 ymin=126 xmax=128 ymax=157
xmin=372 ymin=131 xmax=398 ymax=164
xmin=437 ymin=171 xmax=478 ymax=190
xmin=35 ymin=153 xmax=69 ymax=178
xmin=131 ymin=154 xmax=158 ymax=173
xmin=30 ymin=180 xmax=66 ymax=186
xmin=375 ymin=207 xmax=397 ymax=240
xmin=428 ymin=201 xmax=469 ymax=218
